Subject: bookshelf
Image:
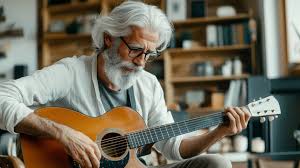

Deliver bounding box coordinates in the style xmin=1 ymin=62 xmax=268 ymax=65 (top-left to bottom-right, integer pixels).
xmin=163 ymin=1 xmax=258 ymax=118
xmin=173 ymin=14 xmax=250 ymax=27
xmin=168 ymin=45 xmax=251 ymax=55
xmin=44 ymin=33 xmax=91 ymax=41
xmin=171 ymin=74 xmax=249 ymax=83
xmin=47 ymin=1 xmax=101 ymax=14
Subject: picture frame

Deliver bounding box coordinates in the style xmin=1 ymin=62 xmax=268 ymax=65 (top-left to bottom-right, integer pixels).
xmin=166 ymin=0 xmax=187 ymax=21
xmin=279 ymin=0 xmax=300 ymax=75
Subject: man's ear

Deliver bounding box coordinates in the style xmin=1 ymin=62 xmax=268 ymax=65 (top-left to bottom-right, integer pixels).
xmin=103 ymin=32 xmax=113 ymax=49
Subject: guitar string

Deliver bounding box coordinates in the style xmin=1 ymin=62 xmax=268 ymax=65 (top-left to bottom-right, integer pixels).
xmin=100 ymin=119 xmax=224 ymax=156
xmin=101 ymin=121 xmax=223 ymax=157
xmin=98 ymin=113 xmax=224 ymax=147
xmin=100 ymin=120 xmax=223 ymax=157
xmin=97 ymin=117 xmax=223 ymax=151
xmin=100 ymin=118 xmax=222 ymax=152
xmin=98 ymin=112 xmax=224 ymax=144
xmin=96 ymin=113 xmax=221 ymax=148
xmin=98 ymin=116 xmax=223 ymax=154
xmin=98 ymin=115 xmax=223 ymax=148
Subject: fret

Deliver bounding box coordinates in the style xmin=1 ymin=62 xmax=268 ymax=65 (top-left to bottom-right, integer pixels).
xmin=141 ymin=130 xmax=146 ymax=145
xmin=146 ymin=128 xmax=151 ymax=144
xmin=127 ymin=134 xmax=132 ymax=147
xmin=184 ymin=121 xmax=189 ymax=133
xmin=154 ymin=127 xmax=159 ymax=142
xmin=137 ymin=133 xmax=142 ymax=146
xmin=177 ymin=123 xmax=182 ymax=135
xmin=170 ymin=124 xmax=175 ymax=137
xmin=127 ymin=112 xmax=225 ymax=148
xmin=165 ymin=125 xmax=170 ymax=138
xmin=159 ymin=126 xmax=164 ymax=140
xmin=144 ymin=129 xmax=148 ymax=144
xmin=128 ymin=133 xmax=137 ymax=148
xmin=129 ymin=134 xmax=134 ymax=147
xmin=134 ymin=134 xmax=138 ymax=147
xmin=149 ymin=128 xmax=154 ymax=143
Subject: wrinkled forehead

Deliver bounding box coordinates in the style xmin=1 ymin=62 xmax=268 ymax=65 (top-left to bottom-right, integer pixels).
xmin=126 ymin=26 xmax=159 ymax=47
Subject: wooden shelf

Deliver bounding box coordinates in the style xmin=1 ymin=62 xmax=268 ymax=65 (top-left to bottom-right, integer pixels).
xmin=173 ymin=14 xmax=250 ymax=28
xmin=0 ymin=16 xmax=5 ymax=22
xmin=48 ymin=2 xmax=100 ymax=14
xmin=0 ymin=29 xmax=23 ymax=38
xmin=168 ymin=45 xmax=251 ymax=55
xmin=171 ymin=74 xmax=249 ymax=83
xmin=44 ymin=33 xmax=91 ymax=41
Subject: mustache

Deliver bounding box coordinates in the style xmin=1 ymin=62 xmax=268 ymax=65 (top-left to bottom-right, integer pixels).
xmin=118 ymin=61 xmax=143 ymax=72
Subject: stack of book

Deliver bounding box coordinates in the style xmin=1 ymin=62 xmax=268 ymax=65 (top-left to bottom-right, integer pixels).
xmin=206 ymin=22 xmax=251 ymax=47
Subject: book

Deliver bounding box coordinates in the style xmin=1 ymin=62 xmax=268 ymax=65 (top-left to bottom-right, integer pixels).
xmin=217 ymin=25 xmax=224 ymax=46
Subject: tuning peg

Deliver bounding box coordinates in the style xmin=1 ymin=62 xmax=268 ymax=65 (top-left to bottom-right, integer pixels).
xmin=259 ymin=97 xmax=262 ymax=100
xmin=275 ymin=115 xmax=278 ymax=118
xmin=253 ymin=99 xmax=256 ymax=102
xmin=268 ymin=116 xmax=275 ymax=121
xmin=260 ymin=117 xmax=266 ymax=123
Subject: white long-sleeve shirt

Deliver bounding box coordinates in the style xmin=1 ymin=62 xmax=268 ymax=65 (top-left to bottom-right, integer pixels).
xmin=0 ymin=55 xmax=184 ymax=160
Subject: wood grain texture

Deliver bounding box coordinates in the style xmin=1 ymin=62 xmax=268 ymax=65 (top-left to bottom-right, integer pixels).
xmin=20 ymin=107 xmax=146 ymax=168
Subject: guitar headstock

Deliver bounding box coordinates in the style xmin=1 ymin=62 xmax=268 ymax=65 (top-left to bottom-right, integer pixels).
xmin=247 ymin=96 xmax=281 ymax=123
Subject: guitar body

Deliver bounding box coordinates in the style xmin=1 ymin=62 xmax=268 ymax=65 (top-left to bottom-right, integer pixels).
xmin=20 ymin=107 xmax=147 ymax=168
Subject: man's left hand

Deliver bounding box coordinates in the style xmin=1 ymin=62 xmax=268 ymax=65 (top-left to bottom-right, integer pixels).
xmin=216 ymin=107 xmax=251 ymax=137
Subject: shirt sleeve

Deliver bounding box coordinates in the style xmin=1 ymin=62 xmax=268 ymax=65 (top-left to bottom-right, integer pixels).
xmin=0 ymin=58 xmax=75 ymax=134
xmin=147 ymin=78 xmax=184 ymax=161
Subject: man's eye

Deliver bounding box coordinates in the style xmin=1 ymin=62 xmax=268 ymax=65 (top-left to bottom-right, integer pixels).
xmin=131 ymin=47 xmax=143 ymax=51
xmin=130 ymin=50 xmax=143 ymax=55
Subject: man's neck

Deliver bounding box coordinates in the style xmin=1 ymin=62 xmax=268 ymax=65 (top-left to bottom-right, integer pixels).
xmin=97 ymin=54 xmax=120 ymax=91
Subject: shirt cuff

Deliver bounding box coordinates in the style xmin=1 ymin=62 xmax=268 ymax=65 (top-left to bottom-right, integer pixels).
xmin=7 ymin=104 xmax=34 ymax=134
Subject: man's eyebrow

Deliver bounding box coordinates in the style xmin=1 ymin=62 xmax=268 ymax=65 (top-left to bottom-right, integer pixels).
xmin=128 ymin=43 xmax=157 ymax=52
xmin=127 ymin=42 xmax=144 ymax=49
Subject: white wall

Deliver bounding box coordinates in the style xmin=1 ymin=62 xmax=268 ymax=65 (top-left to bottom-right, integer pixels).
xmin=285 ymin=0 xmax=300 ymax=63
xmin=0 ymin=0 xmax=37 ymax=79
xmin=261 ymin=0 xmax=282 ymax=78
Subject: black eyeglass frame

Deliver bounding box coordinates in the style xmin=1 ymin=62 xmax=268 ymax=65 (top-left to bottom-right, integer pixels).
xmin=120 ymin=37 xmax=161 ymax=62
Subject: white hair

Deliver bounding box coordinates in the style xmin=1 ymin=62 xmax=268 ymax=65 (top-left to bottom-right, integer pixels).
xmin=91 ymin=0 xmax=173 ymax=53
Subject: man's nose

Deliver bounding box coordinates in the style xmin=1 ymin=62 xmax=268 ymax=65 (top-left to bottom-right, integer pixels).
xmin=133 ymin=54 xmax=146 ymax=67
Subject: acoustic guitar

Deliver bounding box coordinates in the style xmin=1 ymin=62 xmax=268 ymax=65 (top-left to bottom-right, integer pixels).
xmin=20 ymin=96 xmax=281 ymax=168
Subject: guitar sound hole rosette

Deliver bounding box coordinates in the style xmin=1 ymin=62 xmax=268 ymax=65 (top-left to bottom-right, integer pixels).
xmin=97 ymin=129 xmax=129 ymax=161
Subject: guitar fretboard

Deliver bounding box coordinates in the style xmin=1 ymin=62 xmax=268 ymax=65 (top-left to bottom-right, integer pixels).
xmin=126 ymin=112 xmax=227 ymax=148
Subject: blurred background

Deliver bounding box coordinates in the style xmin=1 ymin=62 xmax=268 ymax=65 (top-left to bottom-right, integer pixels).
xmin=0 ymin=0 xmax=300 ymax=168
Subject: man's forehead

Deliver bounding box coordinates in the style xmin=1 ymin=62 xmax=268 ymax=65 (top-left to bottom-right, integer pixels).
xmin=128 ymin=26 xmax=159 ymax=43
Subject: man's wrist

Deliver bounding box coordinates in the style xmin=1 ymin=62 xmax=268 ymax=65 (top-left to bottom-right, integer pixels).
xmin=211 ymin=126 xmax=227 ymax=140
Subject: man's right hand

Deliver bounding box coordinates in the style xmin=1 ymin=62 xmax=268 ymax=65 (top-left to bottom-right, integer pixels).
xmin=58 ymin=126 xmax=101 ymax=168
xmin=15 ymin=113 xmax=101 ymax=168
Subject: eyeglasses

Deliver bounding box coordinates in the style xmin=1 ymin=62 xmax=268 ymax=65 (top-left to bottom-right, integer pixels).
xmin=120 ymin=37 xmax=160 ymax=62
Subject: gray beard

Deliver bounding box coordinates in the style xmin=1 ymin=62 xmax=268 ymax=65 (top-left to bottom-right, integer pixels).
xmin=102 ymin=44 xmax=143 ymax=90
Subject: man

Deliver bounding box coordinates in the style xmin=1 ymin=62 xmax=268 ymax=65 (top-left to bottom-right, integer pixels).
xmin=0 ymin=1 xmax=250 ymax=168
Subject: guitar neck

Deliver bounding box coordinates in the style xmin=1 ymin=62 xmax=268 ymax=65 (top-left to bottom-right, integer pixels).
xmin=126 ymin=111 xmax=228 ymax=148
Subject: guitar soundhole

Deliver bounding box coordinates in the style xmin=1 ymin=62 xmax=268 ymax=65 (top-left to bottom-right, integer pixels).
xmin=101 ymin=132 xmax=128 ymax=158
